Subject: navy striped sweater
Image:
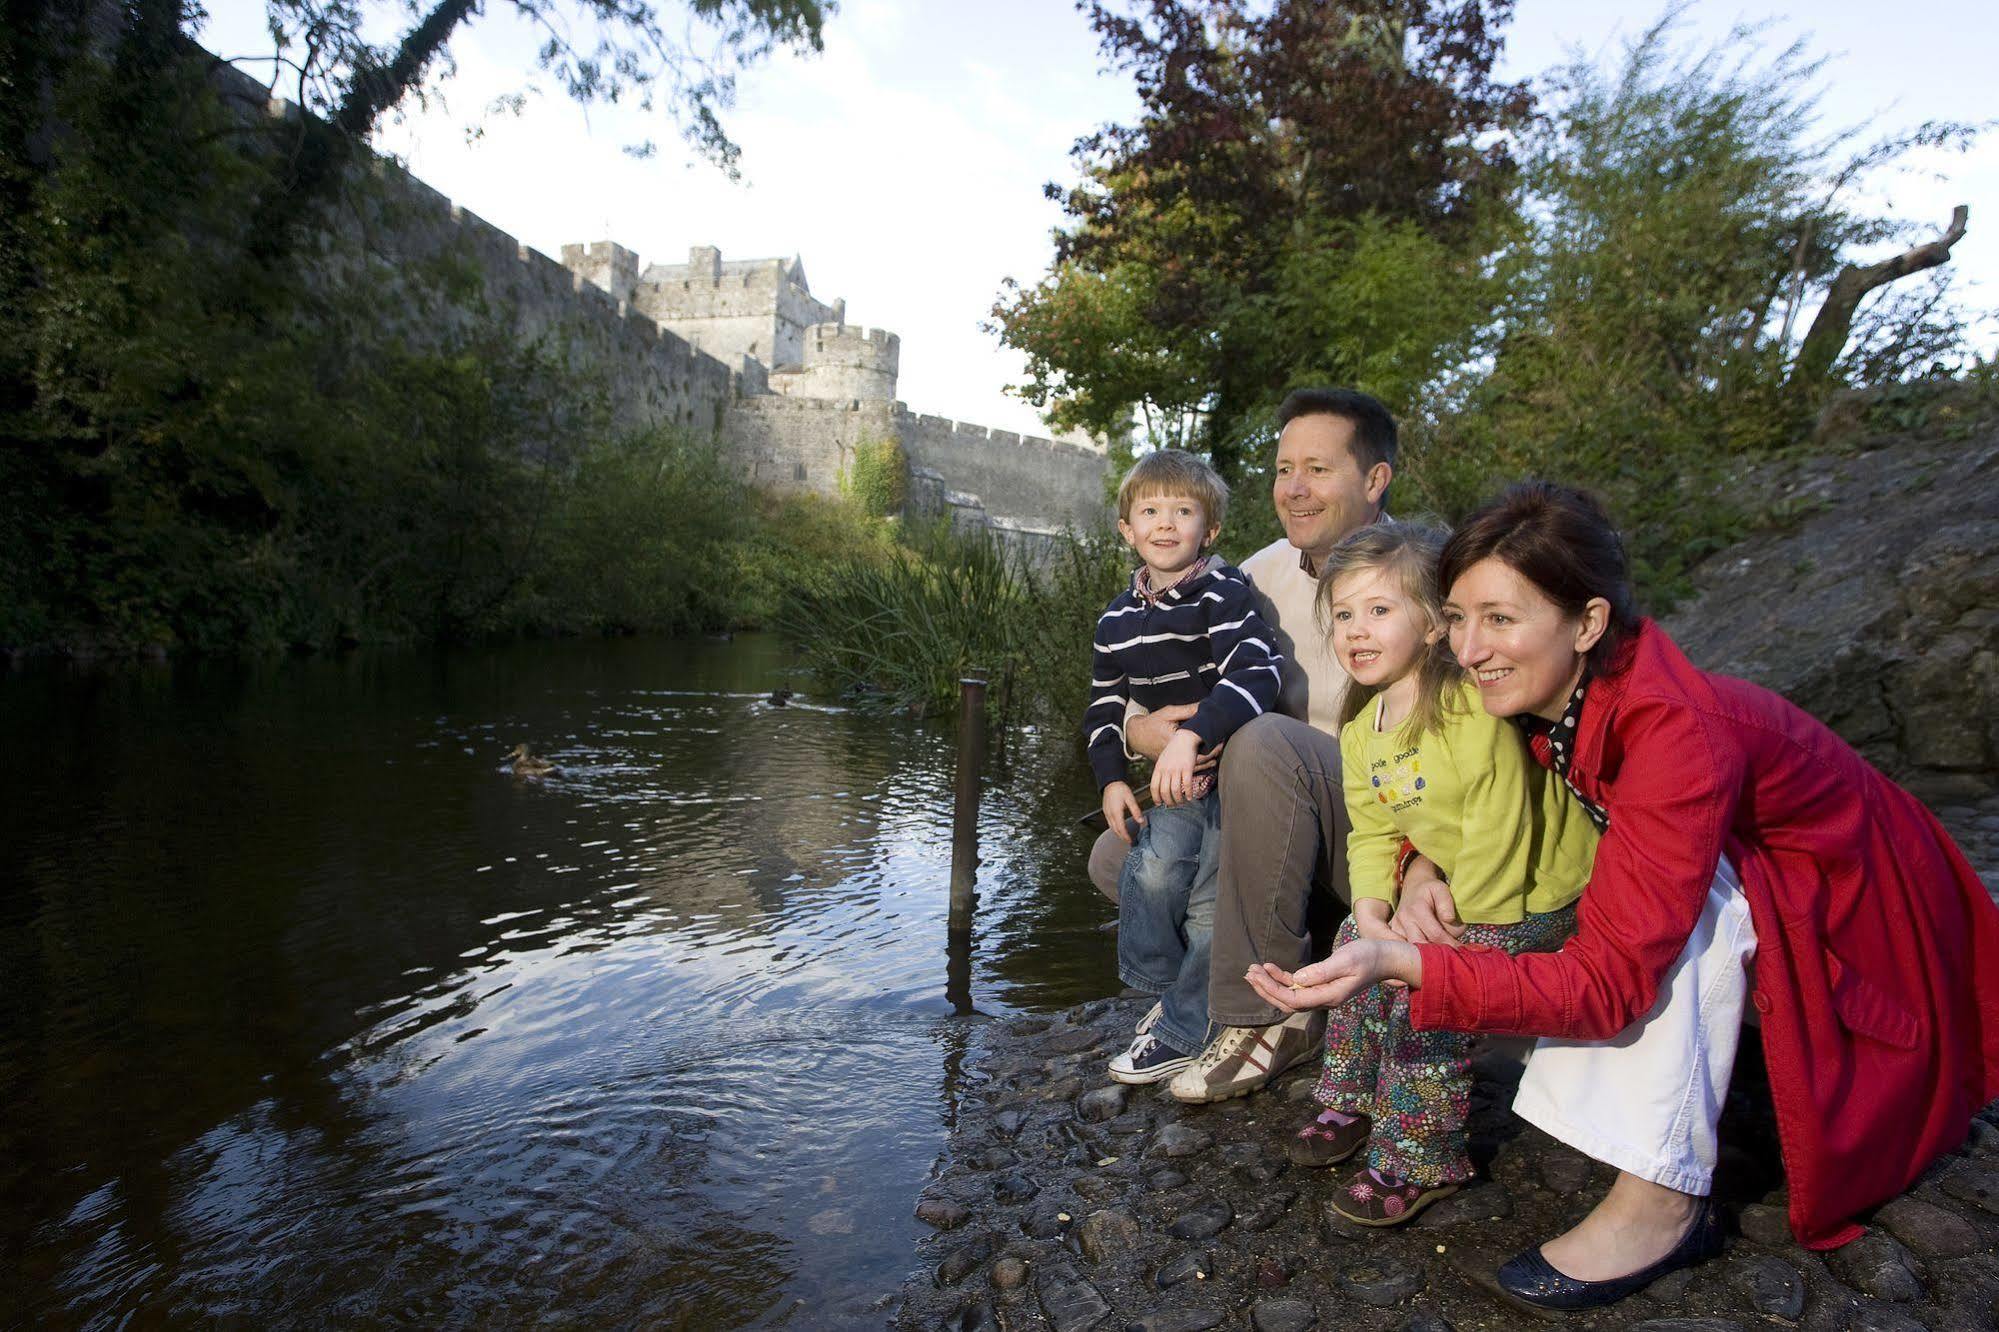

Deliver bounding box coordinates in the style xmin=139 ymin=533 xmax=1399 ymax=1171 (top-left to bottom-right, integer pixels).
xmin=1084 ymin=558 xmax=1285 ymax=790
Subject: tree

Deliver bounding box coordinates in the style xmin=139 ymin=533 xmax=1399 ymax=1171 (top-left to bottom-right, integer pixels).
xmin=235 ymin=0 xmax=831 ymax=255
xmin=991 ymin=0 xmax=1530 ymax=477
xmin=1411 ymin=13 xmax=1980 ymax=599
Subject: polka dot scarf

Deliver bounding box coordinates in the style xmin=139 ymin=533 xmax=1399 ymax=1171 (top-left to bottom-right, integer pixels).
xmin=1522 ymin=680 xmax=1610 ymax=833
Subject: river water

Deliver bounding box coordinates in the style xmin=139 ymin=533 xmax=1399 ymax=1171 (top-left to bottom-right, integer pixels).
xmin=0 ymin=635 xmax=1116 ymax=1327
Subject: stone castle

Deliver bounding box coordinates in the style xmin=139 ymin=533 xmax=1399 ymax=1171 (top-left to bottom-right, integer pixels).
xmin=557 ymin=240 xmax=1111 ymax=535
xmin=206 ymin=49 xmax=1111 ymax=539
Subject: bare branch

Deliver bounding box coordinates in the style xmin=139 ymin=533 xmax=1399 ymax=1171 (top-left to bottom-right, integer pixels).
xmin=1791 ymin=205 xmax=1968 ymax=387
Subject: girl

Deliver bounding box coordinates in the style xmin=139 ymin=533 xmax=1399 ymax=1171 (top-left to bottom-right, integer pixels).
xmin=1293 ymin=524 xmax=1599 ymax=1225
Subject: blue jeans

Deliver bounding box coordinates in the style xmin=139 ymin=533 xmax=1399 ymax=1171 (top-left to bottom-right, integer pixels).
xmin=1116 ymin=791 xmax=1220 ymax=1057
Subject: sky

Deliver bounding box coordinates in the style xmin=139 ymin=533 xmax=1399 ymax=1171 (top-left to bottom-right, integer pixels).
xmin=195 ymin=0 xmax=1999 ymax=440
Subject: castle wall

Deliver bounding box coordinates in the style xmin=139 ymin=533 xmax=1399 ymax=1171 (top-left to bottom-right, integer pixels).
xmin=204 ymin=54 xmax=1110 ymax=538
xmin=198 ymin=57 xmax=744 ymax=446
xmin=632 ymin=258 xmax=838 ymax=369
xmin=897 ymin=411 xmax=1112 ymax=534
xmin=721 ymin=396 xmax=899 ymax=494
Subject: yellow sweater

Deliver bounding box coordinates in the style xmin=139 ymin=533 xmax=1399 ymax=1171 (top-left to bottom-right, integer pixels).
xmin=1342 ymin=677 xmax=1596 ymax=924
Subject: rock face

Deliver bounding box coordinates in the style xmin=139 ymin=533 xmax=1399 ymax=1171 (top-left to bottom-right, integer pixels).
xmin=892 ymin=994 xmax=1999 ymax=1332
xmin=1660 ymin=411 xmax=1999 ymax=879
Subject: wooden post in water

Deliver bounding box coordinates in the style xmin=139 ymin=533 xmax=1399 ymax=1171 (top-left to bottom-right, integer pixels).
xmin=949 ymin=675 xmax=988 ymax=937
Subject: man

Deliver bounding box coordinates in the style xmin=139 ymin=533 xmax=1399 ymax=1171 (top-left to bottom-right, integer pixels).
xmin=1088 ymin=387 xmax=1401 ymax=1103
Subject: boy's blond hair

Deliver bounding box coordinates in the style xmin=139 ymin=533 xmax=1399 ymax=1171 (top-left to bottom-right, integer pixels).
xmin=1116 ymin=448 xmax=1230 ymax=529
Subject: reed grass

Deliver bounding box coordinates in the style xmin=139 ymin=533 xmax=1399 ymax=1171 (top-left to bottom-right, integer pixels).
xmin=775 ymin=520 xmax=1129 ymax=726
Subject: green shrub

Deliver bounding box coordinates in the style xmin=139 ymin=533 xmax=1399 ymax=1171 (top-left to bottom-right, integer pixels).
xmin=775 ymin=522 xmax=1129 ymax=726
xmin=843 ymin=437 xmax=909 ymax=517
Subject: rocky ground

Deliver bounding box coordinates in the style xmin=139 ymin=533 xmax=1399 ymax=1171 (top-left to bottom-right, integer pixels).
xmin=892 ymin=995 xmax=1999 ymax=1332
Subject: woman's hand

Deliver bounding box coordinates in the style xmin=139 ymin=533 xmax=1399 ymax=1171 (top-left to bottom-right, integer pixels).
xmin=1244 ymin=939 xmax=1422 ymax=1012
xmin=1392 ymin=873 xmax=1466 ymax=946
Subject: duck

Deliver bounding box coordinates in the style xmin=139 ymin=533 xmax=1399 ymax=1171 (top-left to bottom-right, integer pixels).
xmin=504 ymin=744 xmax=559 ymax=777
xmin=768 ymin=687 xmax=794 ymax=708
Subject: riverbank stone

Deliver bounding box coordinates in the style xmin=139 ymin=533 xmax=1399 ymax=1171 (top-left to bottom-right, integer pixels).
xmin=1250 ymin=1296 xmax=1316 ymax=1332
xmin=1150 ymin=1124 xmax=1213 ymax=1159
xmin=1943 ymin=1166 xmax=1999 ymax=1216
xmin=1126 ymin=1308 xmax=1226 ymax=1332
xmin=1830 ymin=1232 xmax=1924 ymax=1303
xmin=893 ymin=992 xmax=1999 ymax=1332
xmin=1730 ymin=1252 xmax=1806 ymax=1320
xmin=1737 ymin=1202 xmax=1794 ymax=1246
xmin=1335 ymin=1258 xmax=1426 ymax=1308
xmin=1074 ymin=1208 xmax=1140 ymax=1264
xmin=1165 ymin=1197 xmax=1232 ymax=1241
xmin=916 ymin=1197 xmax=971 ymax=1231
xmin=1078 ymin=1086 xmax=1127 ymax=1123
xmin=1876 ymin=1195 xmax=1981 ymax=1259
xmin=1154 ymin=1250 xmax=1213 ymax=1289
xmin=1035 ymin=1261 xmax=1112 ymax=1332
xmin=936 ymin=1233 xmax=999 ymax=1287
xmin=989 ymin=1256 xmax=1028 ymax=1292
xmin=1238 ymin=1187 xmax=1298 ymax=1233
xmin=1046 ymin=1025 xmax=1106 ymax=1055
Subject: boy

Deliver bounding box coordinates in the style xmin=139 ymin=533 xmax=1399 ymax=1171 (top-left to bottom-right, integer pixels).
xmin=1086 ymin=450 xmax=1283 ymax=1083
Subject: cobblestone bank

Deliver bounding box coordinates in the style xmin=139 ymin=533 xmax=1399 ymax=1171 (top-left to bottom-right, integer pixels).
xmin=895 ymin=988 xmax=1999 ymax=1332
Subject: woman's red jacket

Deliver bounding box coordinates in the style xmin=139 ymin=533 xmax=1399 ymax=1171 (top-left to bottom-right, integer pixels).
xmin=1409 ymin=620 xmax=1999 ymax=1249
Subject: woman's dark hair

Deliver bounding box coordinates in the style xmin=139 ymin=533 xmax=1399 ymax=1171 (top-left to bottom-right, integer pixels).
xmin=1437 ymin=482 xmax=1641 ymax=673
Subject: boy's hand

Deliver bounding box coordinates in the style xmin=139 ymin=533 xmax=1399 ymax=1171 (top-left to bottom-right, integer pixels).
xmin=1150 ymin=728 xmax=1204 ymax=806
xmin=1102 ymin=782 xmax=1144 ymax=844
xmin=1351 ymin=897 xmax=1399 ymax=943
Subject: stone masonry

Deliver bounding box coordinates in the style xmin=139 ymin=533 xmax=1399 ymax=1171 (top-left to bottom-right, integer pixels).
xmin=205 ymin=45 xmax=1112 ymax=539
xmin=560 ymin=241 xmax=1113 ymax=535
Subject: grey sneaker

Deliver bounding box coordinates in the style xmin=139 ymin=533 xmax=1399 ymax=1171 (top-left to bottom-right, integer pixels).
xmin=1108 ymin=1032 xmax=1194 ymax=1085
xmin=1168 ymin=1009 xmax=1326 ymax=1104
xmin=1134 ymin=1000 xmax=1163 ymax=1037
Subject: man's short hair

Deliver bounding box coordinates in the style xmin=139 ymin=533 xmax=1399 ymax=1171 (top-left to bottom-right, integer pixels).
xmin=1275 ymin=388 xmax=1398 ymax=478
xmin=1117 ymin=448 xmax=1230 ymax=527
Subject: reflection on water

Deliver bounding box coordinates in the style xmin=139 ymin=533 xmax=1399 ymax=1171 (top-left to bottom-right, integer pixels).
xmin=0 ymin=635 xmax=1116 ymax=1326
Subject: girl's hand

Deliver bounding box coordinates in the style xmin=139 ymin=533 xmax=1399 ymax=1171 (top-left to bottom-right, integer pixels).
xmin=1391 ymin=874 xmax=1466 ymax=946
xmin=1351 ymin=898 xmax=1399 ymax=943
xmin=1102 ymin=782 xmax=1144 ymax=845
xmin=1150 ymin=729 xmax=1203 ymax=807
xmin=1244 ymin=940 xmax=1421 ymax=1012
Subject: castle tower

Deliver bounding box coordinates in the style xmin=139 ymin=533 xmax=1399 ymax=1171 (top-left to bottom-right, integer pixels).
xmin=559 ymin=240 xmax=639 ymax=306
xmin=797 ymin=324 xmax=900 ymax=400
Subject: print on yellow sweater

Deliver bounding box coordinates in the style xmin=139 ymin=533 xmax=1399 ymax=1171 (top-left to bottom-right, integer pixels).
xmin=1370 ymin=747 xmax=1428 ymax=814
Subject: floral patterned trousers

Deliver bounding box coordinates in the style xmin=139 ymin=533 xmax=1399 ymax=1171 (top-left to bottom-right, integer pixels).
xmin=1314 ymin=904 xmax=1578 ymax=1187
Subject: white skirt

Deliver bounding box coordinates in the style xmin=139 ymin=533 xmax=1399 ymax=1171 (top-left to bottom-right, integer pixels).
xmin=1511 ymin=856 xmax=1758 ymax=1195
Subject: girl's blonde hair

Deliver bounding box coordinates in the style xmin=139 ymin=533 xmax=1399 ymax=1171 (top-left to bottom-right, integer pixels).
xmin=1316 ymin=523 xmax=1466 ymax=740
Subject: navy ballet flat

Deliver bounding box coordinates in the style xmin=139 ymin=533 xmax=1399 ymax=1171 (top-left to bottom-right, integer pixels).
xmin=1496 ymin=1196 xmax=1725 ymax=1311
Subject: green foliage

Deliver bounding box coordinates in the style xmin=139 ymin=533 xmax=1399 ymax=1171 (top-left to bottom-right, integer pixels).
xmin=730 ymin=488 xmax=901 ymax=628
xmin=992 ymin=0 xmax=1529 ymax=475
xmin=774 ymin=523 xmax=1130 ymax=724
xmin=1008 ymin=5 xmax=1985 ymax=610
xmin=1401 ymin=13 xmax=1979 ymax=604
xmin=841 ymin=436 xmax=909 ymax=517
xmin=0 ymin=29 xmax=763 ymax=654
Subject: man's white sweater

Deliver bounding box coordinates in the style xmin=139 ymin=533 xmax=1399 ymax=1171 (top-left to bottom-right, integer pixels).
xmin=1237 ymin=536 xmax=1352 ymax=736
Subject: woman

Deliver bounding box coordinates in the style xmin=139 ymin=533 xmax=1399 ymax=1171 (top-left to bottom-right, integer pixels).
xmin=1247 ymin=481 xmax=1999 ymax=1310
